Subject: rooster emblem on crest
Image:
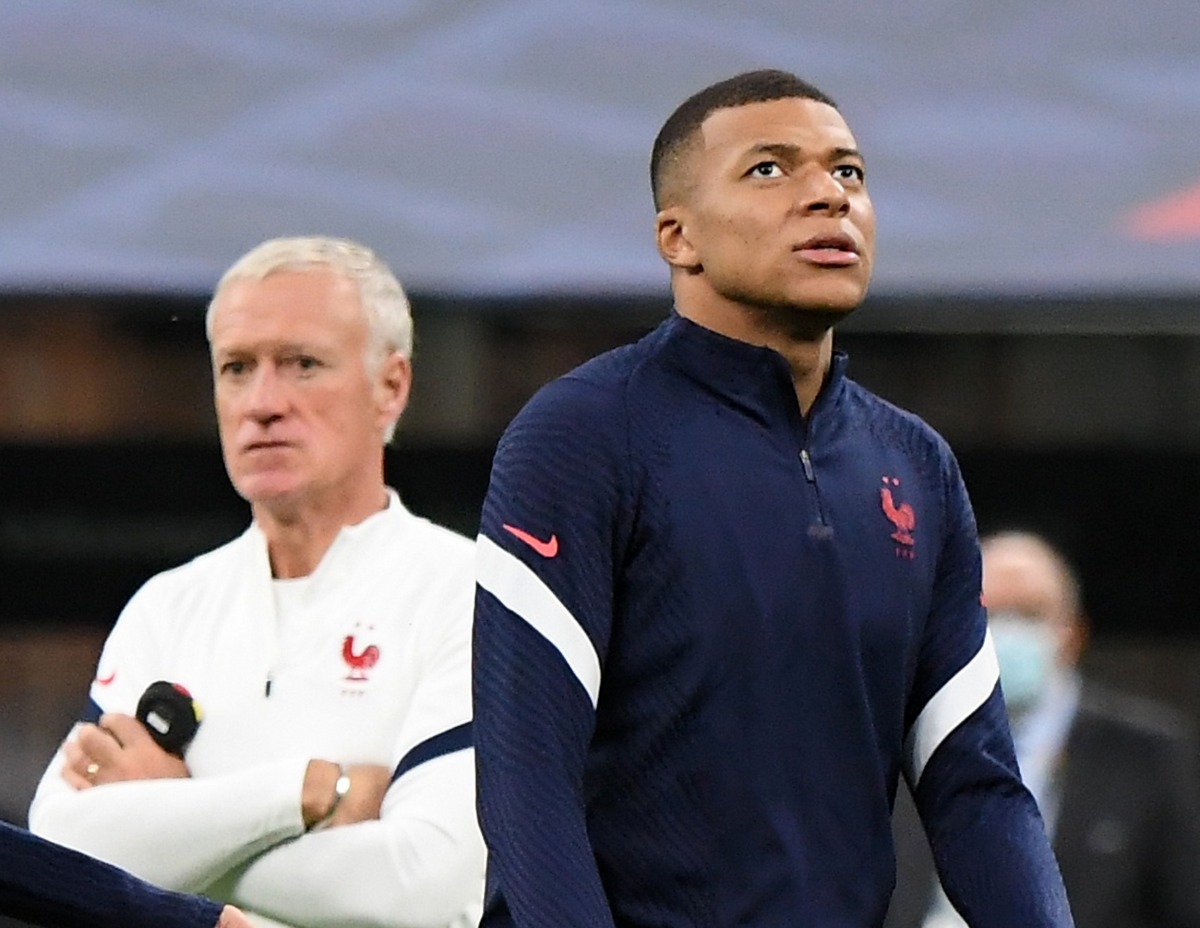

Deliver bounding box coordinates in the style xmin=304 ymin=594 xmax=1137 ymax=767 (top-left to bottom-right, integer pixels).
xmin=879 ymin=476 xmax=916 ymax=546
xmin=342 ymin=634 xmax=381 ymax=682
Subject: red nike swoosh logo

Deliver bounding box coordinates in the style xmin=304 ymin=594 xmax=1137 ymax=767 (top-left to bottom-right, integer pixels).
xmin=96 ymin=671 xmax=117 ymax=686
xmin=502 ymin=524 xmax=559 ymax=558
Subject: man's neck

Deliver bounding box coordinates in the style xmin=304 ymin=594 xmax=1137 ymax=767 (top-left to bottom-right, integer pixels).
xmin=676 ymin=297 xmax=837 ymax=415
xmin=253 ymin=485 xmax=390 ymax=579
xmin=768 ymin=333 xmax=834 ymax=416
xmin=1008 ymin=667 xmax=1082 ymax=748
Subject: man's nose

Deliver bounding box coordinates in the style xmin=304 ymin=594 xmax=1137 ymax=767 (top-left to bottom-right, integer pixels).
xmin=796 ymin=167 xmax=850 ymax=215
xmin=244 ymin=364 xmax=288 ymax=420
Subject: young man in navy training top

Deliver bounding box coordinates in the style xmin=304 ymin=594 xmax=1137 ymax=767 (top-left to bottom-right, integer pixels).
xmin=472 ymin=69 xmax=1074 ymax=927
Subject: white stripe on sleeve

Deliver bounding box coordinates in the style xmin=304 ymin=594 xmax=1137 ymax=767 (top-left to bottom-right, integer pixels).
xmin=905 ymin=628 xmax=1000 ymax=786
xmin=476 ymin=533 xmax=602 ymax=708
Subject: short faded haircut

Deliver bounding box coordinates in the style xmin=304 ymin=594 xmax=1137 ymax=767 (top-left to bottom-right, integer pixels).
xmin=650 ymin=69 xmax=838 ymax=210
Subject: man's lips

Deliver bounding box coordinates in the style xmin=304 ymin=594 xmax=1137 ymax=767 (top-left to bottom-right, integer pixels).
xmin=242 ymin=439 xmax=293 ymax=453
xmin=795 ymin=235 xmax=860 ymax=267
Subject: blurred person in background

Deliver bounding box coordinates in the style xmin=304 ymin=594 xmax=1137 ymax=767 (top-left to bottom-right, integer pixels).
xmin=26 ymin=236 xmax=485 ymax=928
xmin=887 ymin=529 xmax=1200 ymax=928
xmin=1 ymin=820 xmax=252 ymax=928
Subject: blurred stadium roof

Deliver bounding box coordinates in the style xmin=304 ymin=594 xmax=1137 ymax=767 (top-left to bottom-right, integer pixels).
xmin=2 ymin=0 xmax=1197 ymax=300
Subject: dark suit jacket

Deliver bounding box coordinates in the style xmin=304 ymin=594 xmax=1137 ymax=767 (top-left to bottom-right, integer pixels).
xmin=886 ymin=684 xmax=1200 ymax=928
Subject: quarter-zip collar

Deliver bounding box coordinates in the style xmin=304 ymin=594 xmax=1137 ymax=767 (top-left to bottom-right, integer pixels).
xmin=656 ymin=311 xmax=848 ymax=426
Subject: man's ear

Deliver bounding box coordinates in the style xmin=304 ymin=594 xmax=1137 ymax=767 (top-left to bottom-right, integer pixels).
xmin=376 ymin=352 xmax=412 ymax=428
xmin=1059 ymin=613 xmax=1089 ymax=669
xmin=655 ymin=208 xmax=700 ymax=271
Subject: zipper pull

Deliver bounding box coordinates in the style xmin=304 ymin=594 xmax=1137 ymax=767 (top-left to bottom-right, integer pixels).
xmin=264 ymin=675 xmax=273 ymax=698
xmin=800 ymin=449 xmax=815 ymax=482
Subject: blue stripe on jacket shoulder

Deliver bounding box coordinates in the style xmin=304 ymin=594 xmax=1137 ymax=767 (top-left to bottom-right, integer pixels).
xmin=81 ymin=697 xmax=103 ymax=724
xmin=391 ymin=721 xmax=473 ymax=783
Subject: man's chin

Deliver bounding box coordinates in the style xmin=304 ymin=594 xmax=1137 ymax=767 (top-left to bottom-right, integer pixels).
xmin=758 ymin=293 xmax=862 ymax=339
xmin=749 ymin=274 xmax=869 ymax=314
xmin=231 ymin=473 xmax=305 ymax=508
xmin=794 ymin=277 xmax=869 ymax=314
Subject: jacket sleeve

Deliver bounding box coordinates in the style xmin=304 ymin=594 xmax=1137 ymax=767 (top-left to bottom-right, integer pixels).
xmin=0 ymin=820 xmax=224 ymax=928
xmin=225 ymin=752 xmax=483 ymax=928
xmin=902 ymin=450 xmax=1073 ymax=928
xmin=27 ymin=588 xmax=312 ymax=893
xmin=472 ymin=376 xmax=627 ymax=928
xmin=224 ymin=570 xmax=486 ymax=928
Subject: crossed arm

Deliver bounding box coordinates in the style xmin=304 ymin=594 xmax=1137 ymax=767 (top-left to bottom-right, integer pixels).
xmin=30 ymin=713 xmax=483 ymax=928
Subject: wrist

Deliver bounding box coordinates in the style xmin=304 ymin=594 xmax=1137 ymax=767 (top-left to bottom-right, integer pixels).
xmin=311 ymin=765 xmax=350 ymax=831
xmin=301 ymin=760 xmax=350 ymax=830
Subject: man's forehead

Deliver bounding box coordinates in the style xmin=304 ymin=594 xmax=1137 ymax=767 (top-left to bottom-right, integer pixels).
xmin=219 ymin=264 xmax=350 ymax=300
xmin=696 ymin=97 xmax=856 ymax=154
xmin=213 ymin=268 xmax=358 ymax=323
xmin=983 ymin=547 xmax=1070 ymax=611
xmin=211 ymin=298 xmax=363 ymax=359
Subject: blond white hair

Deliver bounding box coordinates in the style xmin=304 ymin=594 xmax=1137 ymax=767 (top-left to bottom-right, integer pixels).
xmin=207 ymin=235 xmax=413 ymax=442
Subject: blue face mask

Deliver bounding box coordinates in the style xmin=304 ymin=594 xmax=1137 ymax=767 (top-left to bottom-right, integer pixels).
xmin=989 ymin=611 xmax=1058 ymax=713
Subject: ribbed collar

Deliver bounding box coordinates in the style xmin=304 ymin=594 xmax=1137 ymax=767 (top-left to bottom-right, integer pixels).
xmin=655 ymin=311 xmax=848 ymax=423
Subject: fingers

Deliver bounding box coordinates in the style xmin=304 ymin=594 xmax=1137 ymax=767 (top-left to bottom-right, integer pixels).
xmin=62 ymin=715 xmax=190 ymax=786
xmin=63 ymin=724 xmax=123 ymax=788
xmin=300 ymin=759 xmax=342 ymax=828
xmin=62 ymin=720 xmax=138 ymax=789
xmin=75 ymin=722 xmax=123 ymax=761
xmin=61 ymin=738 xmax=96 ymax=791
xmin=98 ymin=712 xmax=153 ymax=749
xmin=216 ymin=905 xmax=254 ymax=928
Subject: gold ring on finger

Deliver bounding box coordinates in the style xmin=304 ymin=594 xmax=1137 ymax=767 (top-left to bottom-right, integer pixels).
xmin=86 ymin=762 xmax=100 ymax=779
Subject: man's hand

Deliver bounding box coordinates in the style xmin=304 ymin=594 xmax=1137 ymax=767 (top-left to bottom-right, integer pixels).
xmin=61 ymin=713 xmax=189 ymax=789
xmin=300 ymin=760 xmax=392 ymax=829
xmin=216 ymin=904 xmax=254 ymax=928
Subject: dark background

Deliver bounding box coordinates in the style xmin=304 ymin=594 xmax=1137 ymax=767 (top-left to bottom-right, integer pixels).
xmin=5 ymin=442 xmax=1199 ymax=638
xmin=4 ymin=280 xmax=1200 ymax=842
xmin=5 ymin=294 xmax=1200 ymax=642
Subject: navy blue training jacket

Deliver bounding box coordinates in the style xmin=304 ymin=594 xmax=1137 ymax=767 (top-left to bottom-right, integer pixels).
xmin=473 ymin=313 xmax=1072 ymax=928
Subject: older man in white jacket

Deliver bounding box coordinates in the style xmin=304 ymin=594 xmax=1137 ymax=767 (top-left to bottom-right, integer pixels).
xmin=29 ymin=236 xmax=485 ymax=928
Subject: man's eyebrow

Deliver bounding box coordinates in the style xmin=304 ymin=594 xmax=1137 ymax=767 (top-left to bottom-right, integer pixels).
xmin=212 ymin=340 xmax=314 ymax=358
xmin=745 ymin=143 xmax=865 ymax=165
xmin=746 ymin=142 xmax=802 ymax=161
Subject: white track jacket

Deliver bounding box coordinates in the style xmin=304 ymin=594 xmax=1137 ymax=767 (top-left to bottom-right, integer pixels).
xmin=29 ymin=491 xmax=485 ymax=928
